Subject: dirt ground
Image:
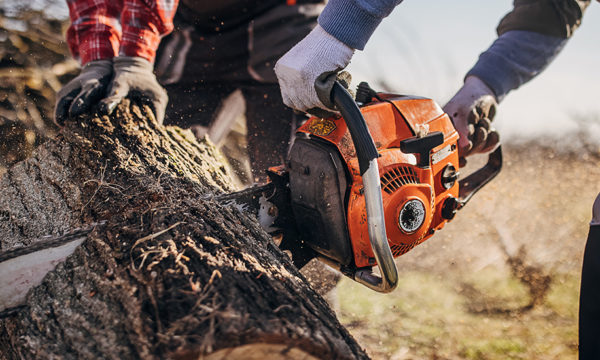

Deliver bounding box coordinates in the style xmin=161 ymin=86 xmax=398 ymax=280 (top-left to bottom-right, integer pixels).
xmin=335 ymin=144 xmax=600 ymax=360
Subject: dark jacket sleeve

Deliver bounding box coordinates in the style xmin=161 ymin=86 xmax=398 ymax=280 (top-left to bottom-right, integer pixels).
xmin=497 ymin=0 xmax=590 ymax=38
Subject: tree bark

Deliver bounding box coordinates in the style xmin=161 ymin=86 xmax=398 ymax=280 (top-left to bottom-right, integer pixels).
xmin=0 ymin=101 xmax=368 ymax=359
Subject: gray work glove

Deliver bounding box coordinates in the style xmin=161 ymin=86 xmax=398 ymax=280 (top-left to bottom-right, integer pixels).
xmin=274 ymin=25 xmax=354 ymax=118
xmin=54 ymin=59 xmax=113 ymax=126
xmin=443 ymin=76 xmax=500 ymax=165
xmin=100 ymin=56 xmax=168 ymax=124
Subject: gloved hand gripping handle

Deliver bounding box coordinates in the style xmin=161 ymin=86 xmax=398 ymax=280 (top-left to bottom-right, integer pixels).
xmin=331 ymin=82 xmax=398 ymax=293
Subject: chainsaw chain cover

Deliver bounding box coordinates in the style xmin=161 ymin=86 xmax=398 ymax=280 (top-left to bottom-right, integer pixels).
xmin=288 ymin=137 xmax=353 ymax=266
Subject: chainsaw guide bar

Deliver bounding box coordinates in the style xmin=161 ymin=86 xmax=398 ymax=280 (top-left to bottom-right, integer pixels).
xmin=0 ymin=222 xmax=105 ymax=318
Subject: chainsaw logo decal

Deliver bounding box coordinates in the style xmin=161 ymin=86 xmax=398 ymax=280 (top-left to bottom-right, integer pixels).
xmin=307 ymin=118 xmax=337 ymax=136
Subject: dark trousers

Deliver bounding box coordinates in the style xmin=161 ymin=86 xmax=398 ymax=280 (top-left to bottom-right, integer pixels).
xmin=155 ymin=3 xmax=322 ymax=182
xmin=579 ymin=225 xmax=600 ymax=359
xmin=164 ymin=81 xmax=297 ymax=183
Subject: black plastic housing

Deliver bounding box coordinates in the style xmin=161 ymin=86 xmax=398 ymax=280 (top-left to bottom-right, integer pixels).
xmin=287 ymin=137 xmax=353 ymax=266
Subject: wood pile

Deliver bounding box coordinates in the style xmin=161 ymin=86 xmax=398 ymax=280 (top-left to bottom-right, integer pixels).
xmin=0 ymin=8 xmax=77 ymax=172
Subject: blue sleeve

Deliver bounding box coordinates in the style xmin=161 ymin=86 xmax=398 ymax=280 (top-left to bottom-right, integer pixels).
xmin=318 ymin=0 xmax=403 ymax=50
xmin=466 ymin=30 xmax=568 ymax=101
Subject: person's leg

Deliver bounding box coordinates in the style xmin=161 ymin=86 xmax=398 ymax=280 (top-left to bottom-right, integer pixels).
xmin=242 ymin=84 xmax=300 ymax=183
xmin=240 ymin=3 xmax=323 ymax=183
xmin=156 ymin=3 xmax=322 ymax=182
xmin=154 ymin=13 xmax=240 ymax=129
xmin=246 ymin=2 xmax=324 ymax=83
xmin=579 ymin=193 xmax=600 ymax=359
xmin=162 ymin=82 xmax=235 ymax=130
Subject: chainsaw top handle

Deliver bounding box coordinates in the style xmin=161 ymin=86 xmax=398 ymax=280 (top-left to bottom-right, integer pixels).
xmin=331 ymin=81 xmax=399 ymax=293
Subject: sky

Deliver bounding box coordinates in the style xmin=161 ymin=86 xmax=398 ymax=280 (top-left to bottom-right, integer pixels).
xmin=348 ymin=0 xmax=600 ymax=142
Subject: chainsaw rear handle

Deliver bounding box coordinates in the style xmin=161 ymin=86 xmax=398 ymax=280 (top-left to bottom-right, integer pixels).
xmin=331 ymin=81 xmax=398 ymax=293
xmin=458 ymin=145 xmax=503 ymax=208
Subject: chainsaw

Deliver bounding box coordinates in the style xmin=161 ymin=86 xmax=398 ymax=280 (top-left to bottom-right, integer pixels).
xmin=0 ymin=81 xmax=501 ymax=315
xmin=224 ymin=81 xmax=502 ymax=292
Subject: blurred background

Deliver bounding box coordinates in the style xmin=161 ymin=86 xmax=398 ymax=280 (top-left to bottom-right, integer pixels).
xmin=1 ymin=0 xmax=600 ymax=358
xmin=349 ymin=0 xmax=600 ymax=144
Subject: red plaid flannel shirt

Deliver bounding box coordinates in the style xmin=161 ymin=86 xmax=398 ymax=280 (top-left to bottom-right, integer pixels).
xmin=66 ymin=0 xmax=178 ymax=65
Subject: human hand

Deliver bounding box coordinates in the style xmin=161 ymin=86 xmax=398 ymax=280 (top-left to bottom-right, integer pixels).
xmin=443 ymin=76 xmax=500 ymax=165
xmin=54 ymin=60 xmax=113 ymax=126
xmin=100 ymin=56 xmax=168 ymax=124
xmin=274 ymin=25 xmax=354 ymax=118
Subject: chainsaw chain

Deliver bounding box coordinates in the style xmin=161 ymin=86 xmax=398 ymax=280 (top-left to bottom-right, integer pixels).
xmin=214 ymin=182 xmax=275 ymax=203
xmin=0 ymin=305 xmax=26 ymax=319
xmin=0 ymin=222 xmax=107 ymax=319
xmin=0 ymin=221 xmax=106 ymax=263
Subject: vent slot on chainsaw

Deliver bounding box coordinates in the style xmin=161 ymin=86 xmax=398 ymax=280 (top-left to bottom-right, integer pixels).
xmin=389 ymin=242 xmax=418 ymax=257
xmin=380 ymin=166 xmax=419 ymax=194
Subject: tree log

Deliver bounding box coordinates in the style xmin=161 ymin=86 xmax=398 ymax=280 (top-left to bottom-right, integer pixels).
xmin=0 ymin=101 xmax=368 ymax=359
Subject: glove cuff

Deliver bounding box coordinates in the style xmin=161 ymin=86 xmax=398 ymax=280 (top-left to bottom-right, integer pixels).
xmin=82 ymin=59 xmax=113 ymax=72
xmin=113 ymin=56 xmax=154 ymax=72
xmin=463 ymin=76 xmax=497 ymax=101
xmin=304 ymin=25 xmax=354 ymax=67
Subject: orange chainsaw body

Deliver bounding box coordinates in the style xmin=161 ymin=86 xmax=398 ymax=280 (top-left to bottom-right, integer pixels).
xmin=296 ymin=94 xmax=460 ymax=268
